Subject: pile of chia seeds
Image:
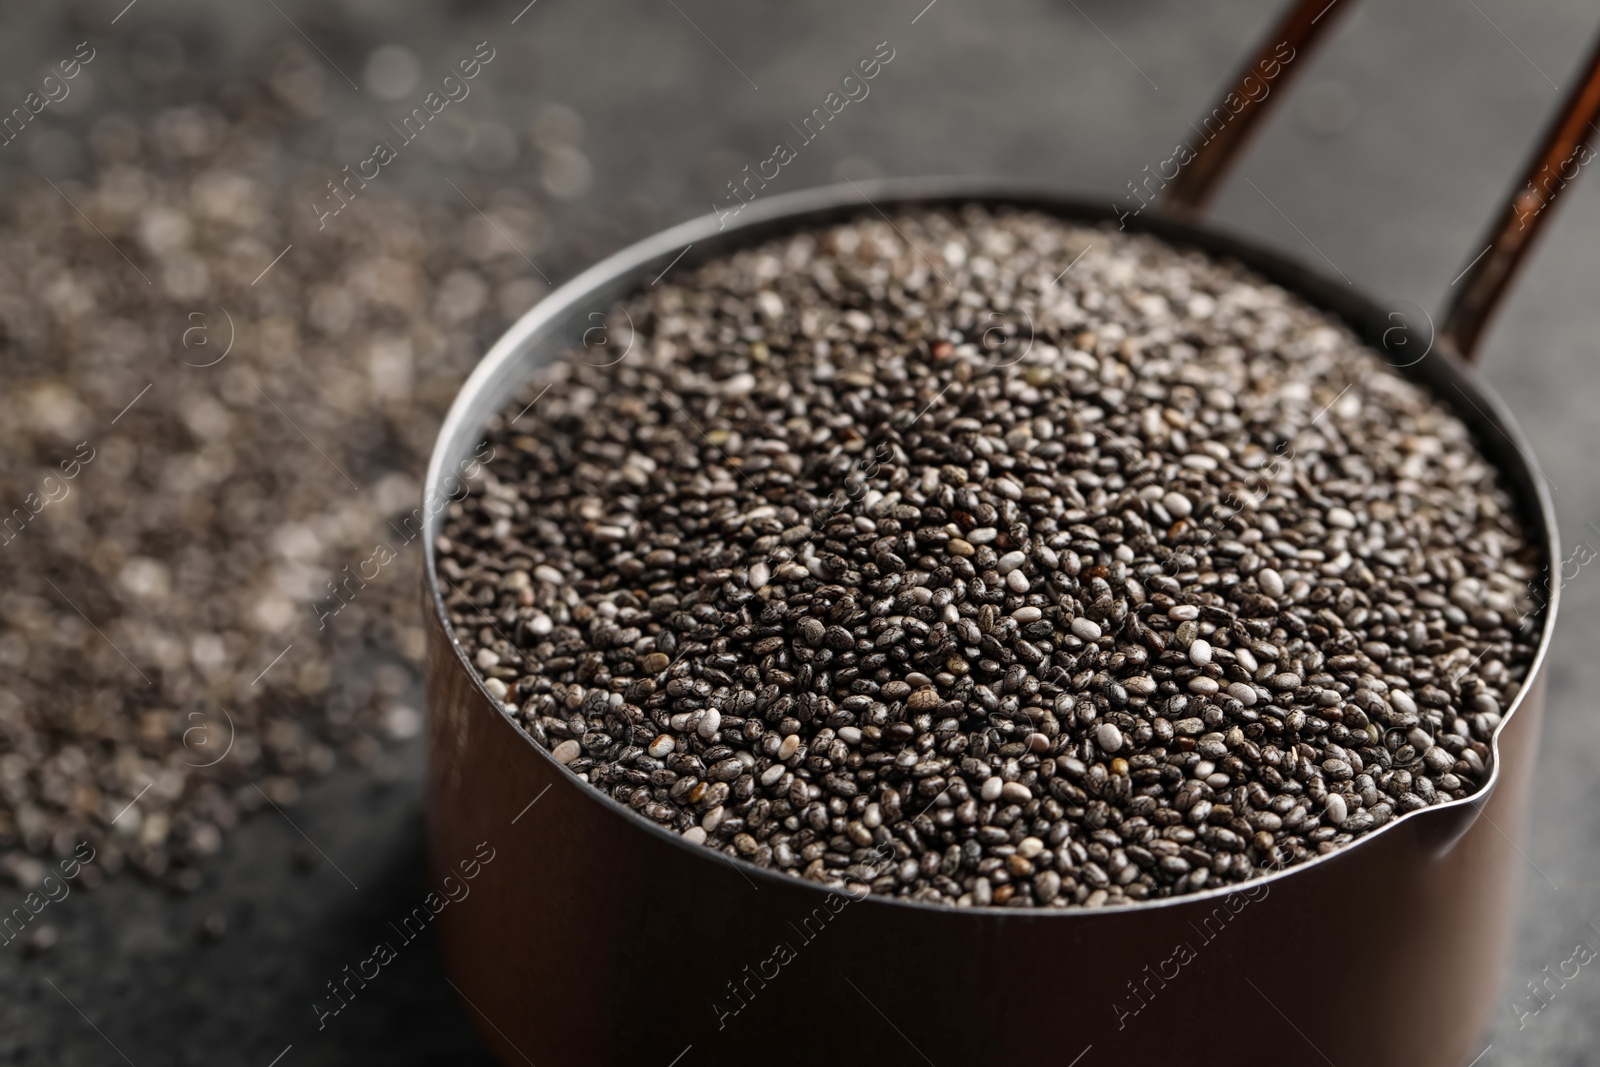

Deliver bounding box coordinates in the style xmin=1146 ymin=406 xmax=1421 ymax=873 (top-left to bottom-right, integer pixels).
xmin=437 ymin=207 xmax=1542 ymax=908
xmin=0 ymin=33 xmax=578 ymax=889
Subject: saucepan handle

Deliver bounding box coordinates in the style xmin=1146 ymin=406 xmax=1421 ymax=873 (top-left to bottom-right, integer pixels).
xmin=1438 ymin=30 xmax=1600 ymax=361
xmin=1166 ymin=0 xmax=1600 ymax=364
xmin=1162 ymin=0 xmax=1356 ymax=216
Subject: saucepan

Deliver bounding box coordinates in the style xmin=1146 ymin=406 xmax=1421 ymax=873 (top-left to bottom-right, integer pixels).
xmin=422 ymin=3 xmax=1592 ymax=1063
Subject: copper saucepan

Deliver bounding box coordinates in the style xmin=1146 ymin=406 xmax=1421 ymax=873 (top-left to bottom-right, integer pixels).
xmin=423 ymin=4 xmax=1596 ymax=1063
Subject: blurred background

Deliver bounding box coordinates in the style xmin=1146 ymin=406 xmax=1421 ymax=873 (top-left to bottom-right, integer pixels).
xmin=0 ymin=0 xmax=1596 ymax=1063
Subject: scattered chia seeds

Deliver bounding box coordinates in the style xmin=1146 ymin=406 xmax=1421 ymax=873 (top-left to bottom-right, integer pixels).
xmin=438 ymin=207 xmax=1543 ymax=908
xmin=0 ymin=34 xmax=569 ymax=888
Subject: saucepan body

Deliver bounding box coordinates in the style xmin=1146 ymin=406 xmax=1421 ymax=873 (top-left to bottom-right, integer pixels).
xmin=423 ymin=178 xmax=1559 ymax=1067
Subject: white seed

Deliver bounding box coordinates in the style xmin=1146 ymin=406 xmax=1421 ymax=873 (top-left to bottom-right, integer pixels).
xmin=1227 ymin=682 xmax=1258 ymax=707
xmin=1162 ymin=491 xmax=1193 ymax=519
xmin=748 ymin=560 xmax=770 ymax=589
xmin=760 ymin=763 xmax=785 ymax=787
xmin=1096 ymin=722 xmax=1124 ymax=753
xmin=552 ymin=739 xmax=581 ymax=764
xmin=1005 ymin=570 xmax=1030 ymax=594
xmin=778 ymin=734 xmax=800 ymax=760
xmin=1188 ymin=639 xmax=1212 ymax=666
xmin=484 ymin=677 xmax=508 ymax=700
xmin=1257 ymin=568 xmax=1284 ymax=598
xmin=701 ymin=805 xmax=725 ymax=832
xmin=1012 ymin=606 xmax=1043 ymax=623
xmin=1324 ymin=794 xmax=1348 ymax=825
xmin=696 ymin=707 xmax=721 ymax=739
xmin=475 ymin=648 xmax=500 ymax=670
xmin=1326 ymin=506 xmax=1357 ymax=529
xmin=981 ymin=776 xmax=1003 ymax=802
xmin=997 ymin=550 xmax=1027 ymax=574
xmin=1070 ymin=617 xmax=1102 ymax=641
xmin=647 ymin=734 xmax=675 ymax=758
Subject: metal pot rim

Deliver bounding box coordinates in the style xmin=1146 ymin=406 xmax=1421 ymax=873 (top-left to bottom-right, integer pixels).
xmin=423 ymin=175 xmax=1561 ymax=918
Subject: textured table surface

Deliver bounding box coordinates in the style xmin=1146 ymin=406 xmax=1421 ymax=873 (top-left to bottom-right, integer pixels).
xmin=1 ymin=0 xmax=1598 ymax=1063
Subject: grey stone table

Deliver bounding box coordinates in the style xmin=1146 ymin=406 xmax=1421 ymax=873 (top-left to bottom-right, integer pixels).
xmin=1 ymin=0 xmax=1597 ymax=1063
